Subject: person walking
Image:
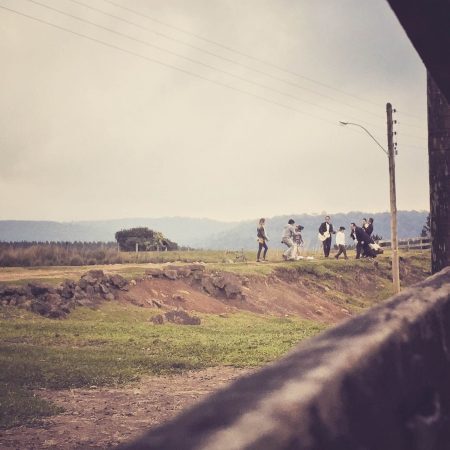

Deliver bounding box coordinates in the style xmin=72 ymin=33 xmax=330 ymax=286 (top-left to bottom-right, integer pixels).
xmin=334 ymin=226 xmax=348 ymax=259
xmin=281 ymin=219 xmax=296 ymax=260
xmin=293 ymin=225 xmax=305 ymax=260
xmin=256 ymin=218 xmax=269 ymax=262
xmin=318 ymin=215 xmax=335 ymax=257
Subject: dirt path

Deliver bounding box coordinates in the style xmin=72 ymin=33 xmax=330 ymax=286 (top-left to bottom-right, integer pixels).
xmin=0 ymin=367 xmax=251 ymax=450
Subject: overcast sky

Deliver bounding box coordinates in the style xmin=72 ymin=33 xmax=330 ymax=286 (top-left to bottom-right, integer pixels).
xmin=1 ymin=0 xmax=428 ymax=222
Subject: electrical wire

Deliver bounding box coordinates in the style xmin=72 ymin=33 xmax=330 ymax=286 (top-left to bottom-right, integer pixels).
xmin=66 ymin=0 xmax=393 ymax=122
xmin=0 ymin=4 xmax=341 ymax=126
xmin=23 ymin=0 xmax=388 ymax=124
xmin=101 ymin=0 xmax=428 ymax=123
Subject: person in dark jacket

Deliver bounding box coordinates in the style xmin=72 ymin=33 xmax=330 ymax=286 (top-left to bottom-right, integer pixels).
xmin=362 ymin=217 xmax=374 ymax=257
xmin=318 ymin=215 xmax=335 ymax=257
xmin=350 ymin=222 xmax=375 ymax=259
xmin=256 ymin=218 xmax=269 ymax=262
xmin=366 ymin=218 xmax=374 ymax=237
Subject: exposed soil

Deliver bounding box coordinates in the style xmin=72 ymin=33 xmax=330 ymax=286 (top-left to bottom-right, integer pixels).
xmin=0 ymin=367 xmax=251 ymax=450
xmin=119 ymin=271 xmax=353 ymax=325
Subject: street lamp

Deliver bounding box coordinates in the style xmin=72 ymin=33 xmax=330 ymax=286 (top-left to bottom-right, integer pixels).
xmin=339 ymin=105 xmax=400 ymax=294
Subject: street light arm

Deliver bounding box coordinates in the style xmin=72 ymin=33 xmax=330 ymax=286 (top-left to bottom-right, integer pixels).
xmin=339 ymin=121 xmax=388 ymax=155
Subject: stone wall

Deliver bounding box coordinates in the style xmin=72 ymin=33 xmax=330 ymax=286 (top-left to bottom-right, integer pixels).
xmin=119 ymin=267 xmax=450 ymax=450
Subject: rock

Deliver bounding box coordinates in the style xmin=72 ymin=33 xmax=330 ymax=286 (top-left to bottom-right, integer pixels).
xmin=80 ymin=273 xmax=99 ymax=286
xmin=84 ymin=269 xmax=105 ymax=280
xmin=43 ymin=293 xmax=63 ymax=306
xmin=150 ymin=314 xmax=166 ymax=325
xmin=99 ymin=283 xmax=110 ymax=295
xmin=31 ymin=300 xmax=52 ymax=316
xmin=78 ymin=278 xmax=89 ymax=290
xmin=145 ymin=268 xmax=163 ymax=277
xmin=201 ymin=276 xmax=218 ymax=296
xmin=192 ymin=271 xmax=203 ymax=281
xmin=104 ymin=293 xmax=115 ymax=301
xmin=172 ymin=294 xmax=186 ymax=302
xmin=165 ymin=310 xmax=201 ymax=325
xmin=28 ymin=283 xmax=55 ymax=297
xmin=60 ymin=280 xmax=76 ymax=299
xmin=163 ymin=269 xmax=178 ymax=280
xmin=212 ymin=276 xmax=227 ymax=289
xmin=224 ymin=280 xmax=242 ymax=299
xmin=85 ymin=285 xmax=95 ymax=297
xmin=187 ymin=263 xmax=205 ymax=272
xmin=130 ymin=279 xmax=137 ymax=286
xmin=110 ymin=274 xmax=128 ymax=290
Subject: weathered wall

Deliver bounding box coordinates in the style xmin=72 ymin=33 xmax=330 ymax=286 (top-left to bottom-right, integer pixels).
xmin=119 ymin=267 xmax=450 ymax=450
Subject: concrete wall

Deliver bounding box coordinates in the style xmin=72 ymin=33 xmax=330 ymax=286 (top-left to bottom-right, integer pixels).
xmin=119 ymin=267 xmax=450 ymax=450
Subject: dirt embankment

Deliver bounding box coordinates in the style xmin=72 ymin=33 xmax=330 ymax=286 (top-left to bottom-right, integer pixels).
xmin=0 ymin=257 xmax=430 ymax=324
xmin=118 ymin=257 xmax=429 ymax=324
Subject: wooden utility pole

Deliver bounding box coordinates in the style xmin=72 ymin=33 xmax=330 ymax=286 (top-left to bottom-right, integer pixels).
xmin=386 ymin=103 xmax=401 ymax=293
xmin=427 ymin=74 xmax=450 ymax=273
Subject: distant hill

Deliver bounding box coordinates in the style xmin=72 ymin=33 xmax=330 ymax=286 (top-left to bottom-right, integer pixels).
xmin=0 ymin=211 xmax=428 ymax=250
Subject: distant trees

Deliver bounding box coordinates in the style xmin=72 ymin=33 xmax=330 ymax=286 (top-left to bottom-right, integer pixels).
xmin=115 ymin=227 xmax=178 ymax=252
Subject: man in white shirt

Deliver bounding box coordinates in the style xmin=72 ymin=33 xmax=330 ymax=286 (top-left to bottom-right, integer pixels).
xmin=334 ymin=226 xmax=348 ymax=259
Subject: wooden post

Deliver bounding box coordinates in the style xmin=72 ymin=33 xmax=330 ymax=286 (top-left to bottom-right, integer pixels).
xmin=387 ymin=103 xmax=401 ymax=293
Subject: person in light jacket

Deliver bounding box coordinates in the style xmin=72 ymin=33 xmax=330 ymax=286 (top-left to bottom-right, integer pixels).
xmin=334 ymin=226 xmax=348 ymax=259
xmin=281 ymin=219 xmax=296 ymax=260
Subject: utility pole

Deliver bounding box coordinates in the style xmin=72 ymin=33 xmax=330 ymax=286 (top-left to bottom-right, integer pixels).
xmin=386 ymin=103 xmax=400 ymax=293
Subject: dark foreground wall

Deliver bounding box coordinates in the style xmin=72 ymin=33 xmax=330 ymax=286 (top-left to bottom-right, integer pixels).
xmin=120 ymin=268 xmax=450 ymax=450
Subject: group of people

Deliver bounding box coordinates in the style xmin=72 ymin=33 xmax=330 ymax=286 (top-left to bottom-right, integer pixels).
xmin=256 ymin=215 xmax=379 ymax=262
xmin=318 ymin=215 xmax=378 ymax=259
xmin=256 ymin=217 xmax=307 ymax=262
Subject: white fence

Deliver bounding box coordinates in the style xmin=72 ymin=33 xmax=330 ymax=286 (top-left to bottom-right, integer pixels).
xmin=379 ymin=236 xmax=431 ymax=250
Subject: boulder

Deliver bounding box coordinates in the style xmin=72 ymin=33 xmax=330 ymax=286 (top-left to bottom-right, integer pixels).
xmin=224 ymin=282 xmax=242 ymax=298
xmin=84 ymin=269 xmax=105 ymax=280
xmin=110 ymin=274 xmax=128 ymax=290
xmin=28 ymin=283 xmax=55 ymax=297
xmin=201 ymin=276 xmax=218 ymax=296
xmin=211 ymin=276 xmax=227 ymax=289
xmin=150 ymin=314 xmax=166 ymax=325
xmin=145 ymin=268 xmax=163 ymax=277
xmin=163 ymin=269 xmax=178 ymax=280
xmin=165 ymin=310 xmax=201 ymax=325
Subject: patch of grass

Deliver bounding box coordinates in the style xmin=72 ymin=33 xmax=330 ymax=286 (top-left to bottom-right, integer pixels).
xmin=0 ymin=302 xmax=325 ymax=428
xmin=0 ymin=384 xmax=63 ymax=429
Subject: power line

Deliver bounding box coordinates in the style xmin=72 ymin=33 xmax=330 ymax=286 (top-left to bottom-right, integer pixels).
xmin=0 ymin=4 xmax=340 ymax=126
xmin=21 ymin=0 xmax=390 ymax=128
xmin=101 ymin=0 xmax=428 ymax=123
xmin=65 ymin=0 xmax=393 ymax=122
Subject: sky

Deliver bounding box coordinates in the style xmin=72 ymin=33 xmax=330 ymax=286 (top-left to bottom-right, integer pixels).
xmin=0 ymin=0 xmax=429 ymax=222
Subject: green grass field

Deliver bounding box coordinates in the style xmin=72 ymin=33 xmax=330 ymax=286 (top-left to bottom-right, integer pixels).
xmin=0 ymin=250 xmax=431 ymax=429
xmin=0 ymin=302 xmax=325 ymax=429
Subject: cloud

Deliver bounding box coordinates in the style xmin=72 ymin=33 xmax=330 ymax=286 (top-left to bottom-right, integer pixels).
xmin=0 ymin=0 xmax=428 ymax=221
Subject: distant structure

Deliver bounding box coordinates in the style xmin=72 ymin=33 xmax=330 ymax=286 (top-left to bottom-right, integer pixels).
xmin=115 ymin=227 xmax=178 ymax=252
